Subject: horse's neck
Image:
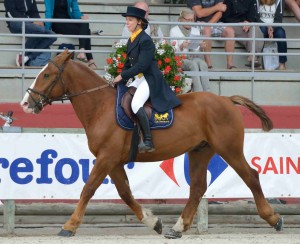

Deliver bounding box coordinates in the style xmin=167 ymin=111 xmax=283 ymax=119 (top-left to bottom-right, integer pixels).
xmin=64 ymin=63 xmax=114 ymax=128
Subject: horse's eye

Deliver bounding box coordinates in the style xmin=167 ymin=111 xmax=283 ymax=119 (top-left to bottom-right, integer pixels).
xmin=44 ymin=74 xmax=50 ymax=78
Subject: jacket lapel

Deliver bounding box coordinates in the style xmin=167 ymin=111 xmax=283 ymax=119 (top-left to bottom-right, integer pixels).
xmin=127 ymin=30 xmax=145 ymax=54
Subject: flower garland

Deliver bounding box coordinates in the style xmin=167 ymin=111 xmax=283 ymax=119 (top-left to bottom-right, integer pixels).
xmin=154 ymin=40 xmax=186 ymax=93
xmin=104 ymin=42 xmax=127 ymax=82
xmin=104 ymin=40 xmax=186 ymax=93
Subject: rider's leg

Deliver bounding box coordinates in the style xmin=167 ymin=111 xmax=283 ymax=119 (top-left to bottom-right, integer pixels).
xmin=131 ymin=77 xmax=155 ymax=152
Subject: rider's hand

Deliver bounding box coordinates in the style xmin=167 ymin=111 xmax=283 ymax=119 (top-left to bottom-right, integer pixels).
xmin=113 ymin=74 xmax=122 ymax=84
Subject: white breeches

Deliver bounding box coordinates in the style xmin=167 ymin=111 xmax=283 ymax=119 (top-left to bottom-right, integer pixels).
xmin=130 ymin=76 xmax=150 ymax=114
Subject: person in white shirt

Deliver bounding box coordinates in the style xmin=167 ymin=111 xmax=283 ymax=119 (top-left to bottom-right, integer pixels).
xmin=258 ymin=0 xmax=287 ymax=70
xmin=121 ymin=1 xmax=164 ymax=41
xmin=170 ymin=8 xmax=210 ymax=92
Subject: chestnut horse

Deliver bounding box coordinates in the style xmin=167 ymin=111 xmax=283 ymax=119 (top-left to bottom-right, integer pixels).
xmin=20 ymin=50 xmax=282 ymax=239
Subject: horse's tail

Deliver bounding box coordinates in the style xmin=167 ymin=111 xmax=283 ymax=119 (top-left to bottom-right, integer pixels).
xmin=229 ymin=95 xmax=273 ymax=131
xmin=128 ymin=125 xmax=139 ymax=162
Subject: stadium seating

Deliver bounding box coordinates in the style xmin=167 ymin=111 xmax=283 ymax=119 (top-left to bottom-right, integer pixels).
xmin=0 ymin=0 xmax=299 ymax=105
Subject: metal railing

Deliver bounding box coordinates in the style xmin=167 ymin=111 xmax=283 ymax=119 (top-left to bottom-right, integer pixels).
xmin=0 ymin=17 xmax=300 ymax=102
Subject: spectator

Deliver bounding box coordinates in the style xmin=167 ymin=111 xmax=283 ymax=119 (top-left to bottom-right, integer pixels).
xmin=222 ymin=0 xmax=264 ymax=68
xmin=258 ymin=0 xmax=287 ymax=70
xmin=4 ymin=0 xmax=57 ymax=67
xmin=170 ymin=8 xmax=210 ymax=92
xmin=121 ymin=1 xmax=164 ymax=40
xmin=44 ymin=0 xmax=97 ymax=69
xmin=285 ymin=0 xmax=300 ymax=22
xmin=187 ymin=0 xmax=236 ymax=69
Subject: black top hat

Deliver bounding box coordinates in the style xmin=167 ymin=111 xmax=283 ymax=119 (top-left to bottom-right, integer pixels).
xmin=122 ymin=6 xmax=148 ymax=24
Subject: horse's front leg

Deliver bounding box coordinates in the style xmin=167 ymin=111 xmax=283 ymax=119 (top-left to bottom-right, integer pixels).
xmin=58 ymin=155 xmax=115 ymax=237
xmin=109 ymin=164 xmax=163 ymax=234
xmin=165 ymin=146 xmax=214 ymax=239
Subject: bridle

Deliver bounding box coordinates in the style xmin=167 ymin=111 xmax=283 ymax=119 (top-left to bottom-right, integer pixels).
xmin=26 ymin=59 xmax=110 ymax=111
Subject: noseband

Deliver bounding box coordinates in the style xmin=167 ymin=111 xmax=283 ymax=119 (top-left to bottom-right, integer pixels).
xmin=26 ymin=59 xmax=110 ymax=111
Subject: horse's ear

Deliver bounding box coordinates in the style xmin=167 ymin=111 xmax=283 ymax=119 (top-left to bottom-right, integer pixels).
xmin=62 ymin=48 xmax=69 ymax=55
xmin=66 ymin=51 xmax=75 ymax=61
xmin=61 ymin=49 xmax=73 ymax=61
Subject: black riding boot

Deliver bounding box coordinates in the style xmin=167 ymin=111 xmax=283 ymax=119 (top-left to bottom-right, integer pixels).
xmin=136 ymin=107 xmax=155 ymax=153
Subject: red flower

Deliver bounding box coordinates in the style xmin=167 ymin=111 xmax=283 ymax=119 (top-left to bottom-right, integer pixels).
xmin=122 ymin=53 xmax=127 ymax=59
xmin=181 ymin=54 xmax=187 ymax=60
xmin=176 ymin=61 xmax=182 ymax=67
xmin=157 ymin=60 xmax=162 ymax=66
xmin=164 ymin=57 xmax=171 ymax=63
xmin=164 ymin=66 xmax=172 ymax=74
xmin=117 ymin=69 xmax=122 ymax=73
xmin=174 ymin=75 xmax=181 ymax=81
xmin=117 ymin=62 xmax=124 ymax=69
xmin=175 ymin=87 xmax=181 ymax=93
xmin=106 ymin=58 xmax=113 ymax=64
xmin=174 ymin=56 xmax=181 ymax=62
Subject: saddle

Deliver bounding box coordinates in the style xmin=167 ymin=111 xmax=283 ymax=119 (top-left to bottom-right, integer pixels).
xmin=116 ymin=84 xmax=174 ymax=162
xmin=115 ymin=84 xmax=174 ymax=130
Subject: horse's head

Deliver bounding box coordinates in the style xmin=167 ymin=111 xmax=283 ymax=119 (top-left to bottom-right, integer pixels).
xmin=20 ymin=49 xmax=74 ymax=114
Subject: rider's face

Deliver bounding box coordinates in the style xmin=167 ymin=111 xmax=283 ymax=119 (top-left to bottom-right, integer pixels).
xmin=126 ymin=16 xmax=142 ymax=33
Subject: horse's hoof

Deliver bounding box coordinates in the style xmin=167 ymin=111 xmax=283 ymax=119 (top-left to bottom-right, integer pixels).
xmin=274 ymin=216 xmax=284 ymax=231
xmin=57 ymin=229 xmax=75 ymax=237
xmin=154 ymin=218 xmax=163 ymax=234
xmin=164 ymin=228 xmax=182 ymax=239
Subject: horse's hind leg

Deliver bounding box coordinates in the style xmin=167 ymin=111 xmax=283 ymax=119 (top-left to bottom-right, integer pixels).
xmin=217 ymin=140 xmax=282 ymax=231
xmin=109 ymin=164 xmax=162 ymax=234
xmin=225 ymin=153 xmax=282 ymax=229
xmin=165 ymin=145 xmax=214 ymax=239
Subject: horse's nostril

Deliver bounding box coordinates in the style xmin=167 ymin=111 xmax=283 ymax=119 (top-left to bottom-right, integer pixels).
xmin=20 ymin=101 xmax=29 ymax=109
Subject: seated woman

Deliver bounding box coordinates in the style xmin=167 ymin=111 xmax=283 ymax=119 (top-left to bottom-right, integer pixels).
xmin=258 ymin=0 xmax=287 ymax=70
xmin=170 ymin=8 xmax=210 ymax=92
xmin=44 ymin=0 xmax=97 ymax=69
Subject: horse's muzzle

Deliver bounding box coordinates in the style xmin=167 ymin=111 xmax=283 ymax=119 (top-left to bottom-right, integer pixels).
xmin=20 ymin=101 xmax=42 ymax=114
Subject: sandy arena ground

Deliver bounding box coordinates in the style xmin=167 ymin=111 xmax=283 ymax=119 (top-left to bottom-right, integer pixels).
xmin=0 ymin=224 xmax=300 ymax=244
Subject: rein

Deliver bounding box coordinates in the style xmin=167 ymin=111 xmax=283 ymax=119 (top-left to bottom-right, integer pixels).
xmin=56 ymin=83 xmax=110 ymax=102
xmin=27 ymin=59 xmax=111 ymax=109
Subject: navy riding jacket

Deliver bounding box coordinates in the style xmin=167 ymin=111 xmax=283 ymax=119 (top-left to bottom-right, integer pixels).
xmin=121 ymin=30 xmax=181 ymax=113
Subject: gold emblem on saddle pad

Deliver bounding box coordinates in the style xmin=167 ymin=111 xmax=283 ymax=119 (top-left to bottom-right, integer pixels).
xmin=154 ymin=112 xmax=169 ymax=123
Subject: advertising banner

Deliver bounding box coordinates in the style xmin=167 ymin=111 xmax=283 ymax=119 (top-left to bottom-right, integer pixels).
xmin=0 ymin=133 xmax=299 ymax=199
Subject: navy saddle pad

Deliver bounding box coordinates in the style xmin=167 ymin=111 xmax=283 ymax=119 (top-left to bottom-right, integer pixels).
xmin=115 ymin=84 xmax=174 ymax=130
